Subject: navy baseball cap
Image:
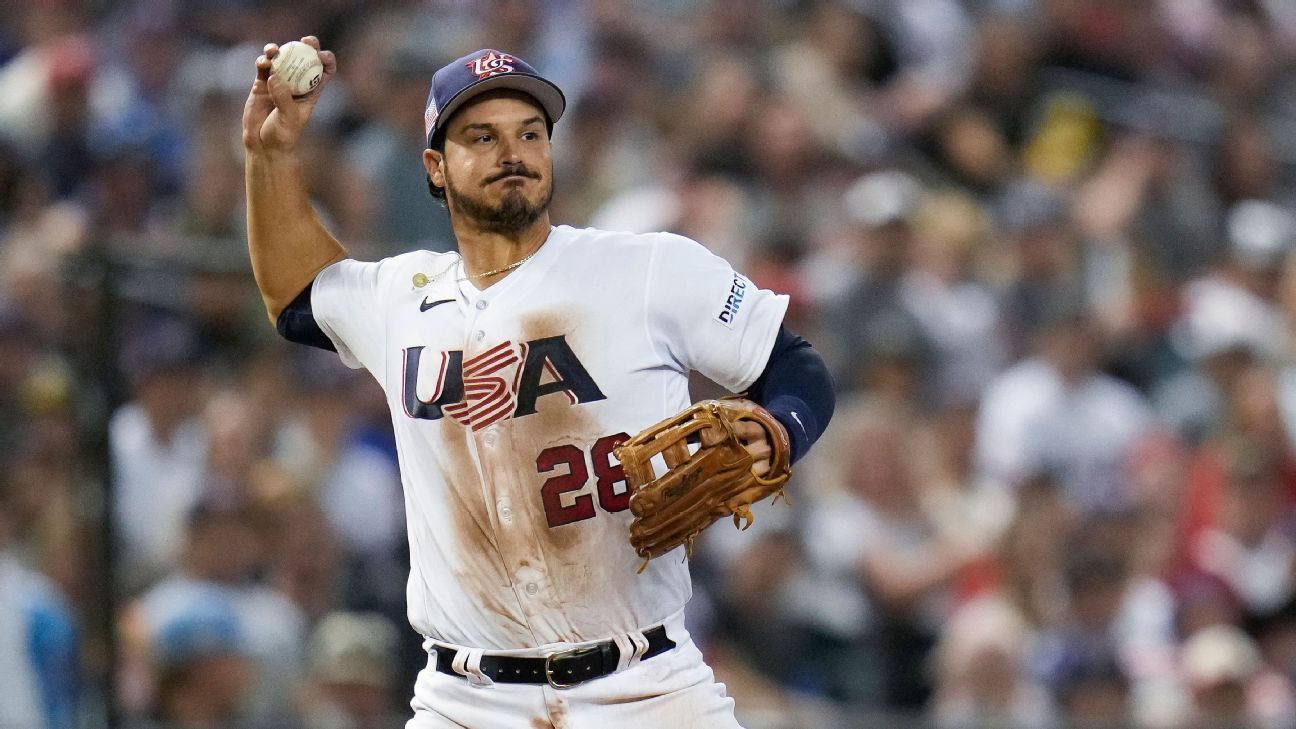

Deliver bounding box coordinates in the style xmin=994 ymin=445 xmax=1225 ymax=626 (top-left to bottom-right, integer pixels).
xmin=424 ymin=49 xmax=566 ymax=149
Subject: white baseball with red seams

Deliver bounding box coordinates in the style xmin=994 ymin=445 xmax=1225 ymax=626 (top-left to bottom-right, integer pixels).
xmin=270 ymin=40 xmax=323 ymax=97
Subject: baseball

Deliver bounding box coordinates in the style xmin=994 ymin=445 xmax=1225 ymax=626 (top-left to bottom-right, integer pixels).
xmin=270 ymin=41 xmax=323 ymax=97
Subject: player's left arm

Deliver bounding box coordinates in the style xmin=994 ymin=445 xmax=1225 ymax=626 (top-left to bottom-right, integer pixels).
xmin=641 ymin=233 xmax=834 ymax=473
xmin=739 ymin=325 xmax=835 ymax=474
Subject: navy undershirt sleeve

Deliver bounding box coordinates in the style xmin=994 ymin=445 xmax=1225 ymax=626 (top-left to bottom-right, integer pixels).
xmin=747 ymin=325 xmax=836 ymax=464
xmin=276 ymin=281 xmax=337 ymax=352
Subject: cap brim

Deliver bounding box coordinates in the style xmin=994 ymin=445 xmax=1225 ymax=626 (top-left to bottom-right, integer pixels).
xmin=429 ymin=74 xmax=566 ymax=147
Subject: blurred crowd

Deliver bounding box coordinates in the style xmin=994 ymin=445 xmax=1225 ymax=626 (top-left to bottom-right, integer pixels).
xmin=4 ymin=0 xmax=1296 ymax=727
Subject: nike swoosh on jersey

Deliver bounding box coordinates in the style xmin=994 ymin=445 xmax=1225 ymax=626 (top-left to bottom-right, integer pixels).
xmin=420 ymin=297 xmax=455 ymax=312
xmin=790 ymin=411 xmax=805 ymax=433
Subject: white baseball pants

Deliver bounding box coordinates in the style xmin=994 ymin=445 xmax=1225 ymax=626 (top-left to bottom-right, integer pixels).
xmin=406 ymin=611 xmax=743 ymax=729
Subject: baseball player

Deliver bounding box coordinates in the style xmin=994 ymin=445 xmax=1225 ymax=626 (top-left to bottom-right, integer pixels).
xmin=242 ymin=37 xmax=835 ymax=728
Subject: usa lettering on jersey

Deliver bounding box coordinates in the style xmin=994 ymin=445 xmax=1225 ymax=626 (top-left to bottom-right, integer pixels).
xmin=401 ymin=335 xmax=606 ymax=429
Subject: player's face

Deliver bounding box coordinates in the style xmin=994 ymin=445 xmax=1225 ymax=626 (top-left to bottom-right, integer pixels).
xmin=426 ymin=92 xmax=554 ymax=234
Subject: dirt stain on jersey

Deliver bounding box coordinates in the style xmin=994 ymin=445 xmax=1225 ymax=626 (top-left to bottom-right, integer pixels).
xmin=516 ymin=310 xmax=596 ymax=519
xmin=510 ymin=311 xmax=610 ymax=627
xmin=440 ymin=420 xmax=530 ymax=638
xmin=495 ymin=309 xmax=647 ymax=642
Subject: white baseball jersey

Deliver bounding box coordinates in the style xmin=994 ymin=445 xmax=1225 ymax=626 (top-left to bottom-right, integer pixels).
xmin=311 ymin=224 xmax=787 ymax=650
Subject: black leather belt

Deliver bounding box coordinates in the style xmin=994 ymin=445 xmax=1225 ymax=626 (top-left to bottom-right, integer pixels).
xmin=433 ymin=625 xmax=675 ymax=688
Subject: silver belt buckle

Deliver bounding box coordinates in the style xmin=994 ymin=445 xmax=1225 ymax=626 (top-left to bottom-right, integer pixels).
xmin=543 ymin=645 xmax=603 ymax=689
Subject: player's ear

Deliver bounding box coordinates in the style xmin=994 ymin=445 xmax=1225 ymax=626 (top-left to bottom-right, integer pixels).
xmin=423 ymin=148 xmax=446 ymax=189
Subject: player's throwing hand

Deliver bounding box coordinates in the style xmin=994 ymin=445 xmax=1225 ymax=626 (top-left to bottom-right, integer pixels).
xmin=242 ymin=35 xmax=337 ymax=154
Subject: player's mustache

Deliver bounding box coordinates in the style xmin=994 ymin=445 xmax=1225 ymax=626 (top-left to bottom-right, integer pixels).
xmin=485 ymin=164 xmax=540 ymax=185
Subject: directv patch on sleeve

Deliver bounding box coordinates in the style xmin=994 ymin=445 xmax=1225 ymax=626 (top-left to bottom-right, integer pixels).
xmin=715 ymin=273 xmax=749 ymax=329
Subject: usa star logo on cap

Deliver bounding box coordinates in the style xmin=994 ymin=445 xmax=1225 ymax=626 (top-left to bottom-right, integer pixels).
xmin=467 ymin=50 xmax=515 ymax=79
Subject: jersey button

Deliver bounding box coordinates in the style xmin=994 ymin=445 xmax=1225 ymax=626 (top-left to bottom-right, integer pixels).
xmin=475 ymin=330 xmax=485 ymax=341
xmin=524 ymin=582 xmax=539 ymax=597
xmin=483 ymin=431 xmax=497 ymax=446
xmin=475 ymin=299 xmax=488 ymax=310
xmin=497 ymin=499 xmax=512 ymax=523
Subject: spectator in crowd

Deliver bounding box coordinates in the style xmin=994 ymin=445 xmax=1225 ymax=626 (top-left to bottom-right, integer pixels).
xmin=1031 ymin=544 xmax=1135 ymax=725
xmin=826 ymin=169 xmax=936 ymax=400
xmin=264 ymin=494 xmax=344 ymax=625
xmin=805 ymin=398 xmax=988 ymax=708
xmin=975 ymin=309 xmax=1154 ymax=510
xmin=1178 ymin=623 xmax=1295 ymax=729
xmin=994 ymin=182 xmax=1083 ymax=361
xmin=294 ymin=612 xmax=404 ymax=729
xmin=0 ymin=472 xmax=79 ymax=729
xmin=1157 ymin=197 xmax=1293 ymax=445
xmin=145 ymin=600 xmax=252 ymax=729
xmin=1053 ymin=654 xmax=1132 ymax=729
xmin=272 ymin=348 xmax=406 ymax=618
xmin=122 ymin=497 xmax=305 ymax=724
xmin=899 ymin=188 xmax=1006 ymax=407
xmin=110 ymin=319 xmax=210 ymax=590
xmin=339 ymin=15 xmax=455 ymax=255
xmin=931 ymin=595 xmax=1056 ymax=729
xmin=1188 ymin=438 xmax=1296 ymax=621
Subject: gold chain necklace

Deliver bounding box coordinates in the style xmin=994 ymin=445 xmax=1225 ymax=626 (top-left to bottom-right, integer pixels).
xmin=412 ymin=248 xmax=539 ymax=289
xmin=456 ymin=249 xmax=538 ymax=282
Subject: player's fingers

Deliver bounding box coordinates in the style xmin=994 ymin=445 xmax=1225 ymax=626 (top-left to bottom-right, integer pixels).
xmin=318 ymin=49 xmax=337 ymax=76
xmin=265 ymin=73 xmax=299 ymax=119
xmin=301 ymin=35 xmax=321 ymax=51
xmin=733 ymin=420 xmax=765 ymax=443
xmin=245 ymin=52 xmax=276 ymax=139
xmin=264 ymin=43 xmax=279 ymax=58
xmin=242 ymin=82 xmax=274 ymax=149
xmin=254 ymin=54 xmax=272 ymax=82
xmin=743 ymin=433 xmax=772 ymax=479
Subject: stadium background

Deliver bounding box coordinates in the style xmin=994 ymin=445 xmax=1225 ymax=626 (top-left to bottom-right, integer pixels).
xmin=5 ymin=0 xmax=1296 ymax=727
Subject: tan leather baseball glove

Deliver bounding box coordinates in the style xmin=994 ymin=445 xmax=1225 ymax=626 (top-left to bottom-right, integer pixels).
xmin=614 ymin=398 xmax=792 ymax=570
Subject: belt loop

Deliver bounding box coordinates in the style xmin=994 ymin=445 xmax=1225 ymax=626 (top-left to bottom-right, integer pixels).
xmin=612 ymin=634 xmax=633 ymax=672
xmin=452 ymin=647 xmax=494 ymax=688
xmin=630 ymin=630 xmax=651 ymax=664
xmin=615 ymin=630 xmax=650 ymax=672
